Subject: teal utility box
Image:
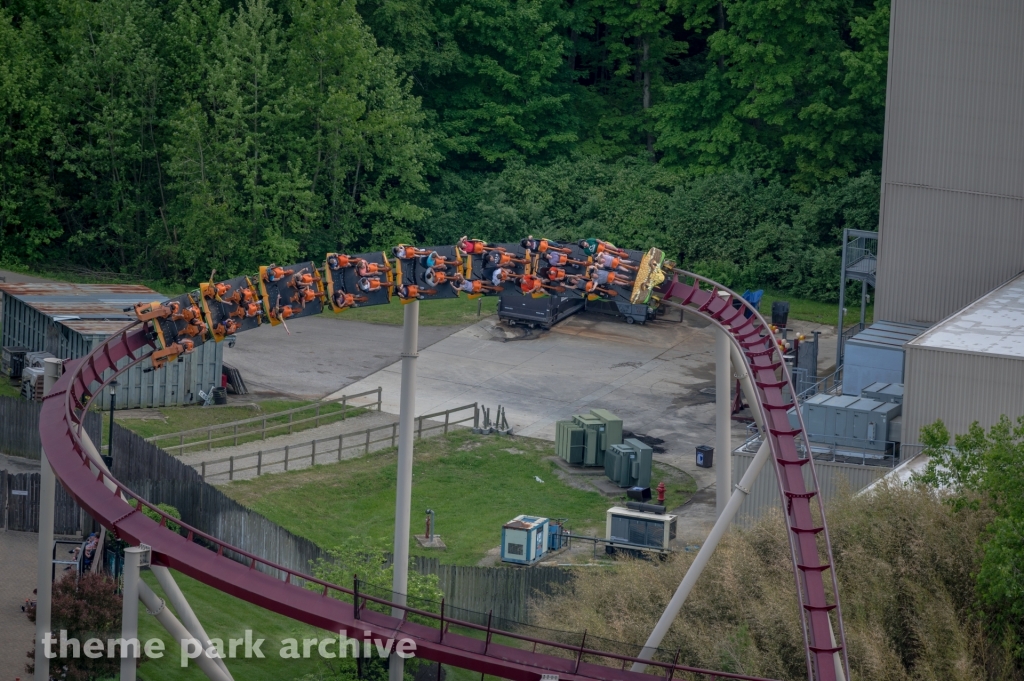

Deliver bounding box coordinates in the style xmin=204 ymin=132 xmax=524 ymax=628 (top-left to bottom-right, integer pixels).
xmin=572 ymin=414 xmax=605 ymax=466
xmin=555 ymin=420 xmax=585 ymax=464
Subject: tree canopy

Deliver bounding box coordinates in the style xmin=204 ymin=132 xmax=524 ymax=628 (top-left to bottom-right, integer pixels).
xmin=0 ymin=0 xmax=889 ymax=298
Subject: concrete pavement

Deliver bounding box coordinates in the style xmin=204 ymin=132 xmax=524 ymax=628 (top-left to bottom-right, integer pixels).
xmin=0 ymin=531 xmax=39 ymax=679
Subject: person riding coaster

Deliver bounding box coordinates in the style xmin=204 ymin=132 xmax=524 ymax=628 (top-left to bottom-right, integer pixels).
xmin=545 ymin=251 xmax=588 ymax=268
xmin=264 ymin=264 xmax=294 ymax=282
xmin=541 ymin=266 xmax=567 ymax=282
xmin=397 ymin=284 xmax=437 ymax=300
xmin=490 ymin=267 xmax=519 ymax=287
xmin=486 ymin=250 xmax=527 ymax=268
xmin=587 ymin=264 xmax=633 ymax=287
xmin=357 ymin=277 xmax=393 ymax=293
xmin=393 ymin=244 xmax=431 ymax=260
xmin=225 ymin=287 xmax=255 ymax=305
xmin=521 ymin=236 xmax=571 ymax=255
xmin=213 ymin=319 xmax=241 ymax=337
xmin=457 ymin=236 xmax=502 ymax=255
xmin=357 ymin=260 xmax=390 ymax=277
xmin=204 ymin=282 xmax=231 ymax=299
xmin=452 ymin=275 xmax=501 ymax=295
xmin=421 ymin=251 xmax=458 ymax=270
xmin=328 ymin=254 xmax=361 ymax=270
xmin=290 ymin=287 xmax=319 ymax=306
xmin=578 ymin=238 xmax=629 ymax=259
xmin=593 ymin=252 xmax=637 ymax=272
xmin=332 ymin=290 xmax=367 ymax=310
xmin=424 ymin=269 xmax=453 ymax=287
xmin=519 ymin=274 xmax=564 ymax=295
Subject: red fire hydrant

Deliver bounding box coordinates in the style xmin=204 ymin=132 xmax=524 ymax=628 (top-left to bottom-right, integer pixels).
xmin=656 ymin=481 xmax=666 ymax=505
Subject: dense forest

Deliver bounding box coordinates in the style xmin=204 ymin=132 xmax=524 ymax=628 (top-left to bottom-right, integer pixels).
xmin=0 ymin=0 xmax=889 ymax=299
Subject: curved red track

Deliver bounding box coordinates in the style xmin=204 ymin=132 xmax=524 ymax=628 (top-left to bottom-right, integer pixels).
xmin=39 ymin=271 xmax=847 ymax=681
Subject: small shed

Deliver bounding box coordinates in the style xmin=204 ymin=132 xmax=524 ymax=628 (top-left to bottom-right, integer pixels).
xmin=842 ymin=321 xmax=930 ymax=397
xmin=902 ymin=272 xmax=1024 ymax=445
xmin=501 ymin=515 xmax=549 ymax=565
xmin=0 ymin=283 xmax=221 ymax=409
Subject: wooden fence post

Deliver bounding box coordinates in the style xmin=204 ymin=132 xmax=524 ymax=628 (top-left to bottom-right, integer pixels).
xmin=341 ymin=396 xmax=347 ymax=420
xmin=311 ymin=439 xmax=317 ymax=465
xmin=338 ymin=434 xmax=343 ymax=462
xmin=285 ymin=445 xmax=290 ymax=471
xmin=208 ymin=428 xmax=213 ymax=450
xmin=376 ymin=387 xmax=382 ymax=411
xmin=391 ymin=423 xmax=397 ymax=448
xmin=417 ymin=417 xmax=423 ymax=440
xmin=257 ymin=451 xmax=263 ymax=477
xmin=364 ymin=430 xmax=370 ymax=455
xmin=444 ymin=411 xmax=450 ymax=435
xmin=229 ymin=456 xmax=234 ymax=481
xmin=315 ymin=403 xmax=321 ymax=428
xmin=288 ymin=412 xmax=293 ymax=435
xmin=233 ymin=424 xmax=238 ymax=446
xmin=201 ymin=461 xmax=206 ymax=481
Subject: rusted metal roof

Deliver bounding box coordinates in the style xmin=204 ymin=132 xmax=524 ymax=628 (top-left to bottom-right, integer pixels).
xmin=0 ymin=282 xmax=164 ymax=337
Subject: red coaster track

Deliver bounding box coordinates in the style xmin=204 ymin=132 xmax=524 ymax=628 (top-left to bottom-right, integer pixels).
xmin=39 ymin=270 xmax=847 ymax=681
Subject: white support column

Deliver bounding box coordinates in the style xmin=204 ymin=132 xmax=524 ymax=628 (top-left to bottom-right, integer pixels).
xmin=390 ymin=300 xmax=419 ymax=681
xmin=631 ymin=439 xmax=771 ymax=671
xmin=715 ymin=328 xmax=732 ymax=518
xmin=138 ymin=582 xmax=232 ymax=681
xmin=151 ymin=566 xmax=233 ymax=680
xmin=35 ymin=449 xmax=55 ymax=681
xmin=120 ymin=547 xmax=143 ymax=681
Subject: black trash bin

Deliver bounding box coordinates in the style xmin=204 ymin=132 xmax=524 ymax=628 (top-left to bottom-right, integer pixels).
xmin=771 ymin=301 xmax=790 ymax=327
xmin=696 ymin=445 xmax=714 ymax=468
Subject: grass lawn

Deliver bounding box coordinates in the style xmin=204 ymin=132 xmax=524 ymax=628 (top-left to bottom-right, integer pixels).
xmin=332 ymin=295 xmax=497 ymax=326
xmin=221 ymin=430 xmax=639 ymax=565
xmin=759 ymin=289 xmax=872 ymax=328
xmin=137 ymin=569 xmax=328 ymax=681
xmin=101 ymin=399 xmax=367 ymax=453
xmin=0 ymin=377 xmax=20 ymax=399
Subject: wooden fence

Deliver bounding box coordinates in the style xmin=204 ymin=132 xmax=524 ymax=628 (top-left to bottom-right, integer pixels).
xmin=0 ymin=470 xmax=90 ymax=534
xmin=0 ymin=396 xmax=102 ymax=460
xmin=198 ymin=402 xmax=479 ymax=482
xmin=144 ymin=387 xmax=384 ymax=455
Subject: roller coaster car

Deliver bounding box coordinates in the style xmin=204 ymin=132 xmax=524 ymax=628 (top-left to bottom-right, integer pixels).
xmin=134 ymin=293 xmax=209 ymax=368
xmin=395 ymin=244 xmax=463 ymax=303
xmin=199 ymin=275 xmax=263 ymax=342
xmin=324 ymin=251 xmax=393 ymax=313
xmin=259 ymin=262 xmax=324 ymax=325
xmin=630 ymin=247 xmax=669 ymax=305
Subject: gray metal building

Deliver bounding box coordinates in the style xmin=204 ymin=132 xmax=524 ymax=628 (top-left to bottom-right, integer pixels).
xmin=842 ymin=321 xmax=928 ymax=397
xmin=0 ymin=283 xmax=222 ymax=409
xmin=875 ymin=0 xmax=1024 ymax=326
xmin=902 ymin=272 xmax=1024 ymax=444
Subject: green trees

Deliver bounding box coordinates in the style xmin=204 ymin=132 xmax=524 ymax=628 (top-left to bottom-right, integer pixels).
xmin=917 ymin=416 xmax=1024 ymax=659
xmin=0 ymin=0 xmax=889 ymax=299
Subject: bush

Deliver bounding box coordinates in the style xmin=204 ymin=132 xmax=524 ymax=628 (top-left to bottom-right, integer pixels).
xmin=532 ymin=483 xmax=1021 ymax=679
xmin=132 ymin=500 xmax=182 ymax=534
xmin=26 ymin=572 xmax=131 ymax=680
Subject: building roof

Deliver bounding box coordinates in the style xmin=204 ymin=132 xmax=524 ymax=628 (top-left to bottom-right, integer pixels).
xmin=503 ymin=515 xmax=547 ymax=530
xmin=846 ymin=320 xmax=931 ymax=350
xmin=0 ymin=282 xmax=163 ymax=337
xmin=909 ymin=271 xmax=1024 ymax=359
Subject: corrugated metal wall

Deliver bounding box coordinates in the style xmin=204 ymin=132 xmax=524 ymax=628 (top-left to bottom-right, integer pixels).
xmin=730 ymin=451 xmax=889 ymax=528
xmin=902 ymin=346 xmax=1024 ymax=444
xmin=875 ymin=0 xmax=1024 ymax=325
xmin=2 ymin=294 xmax=222 ymax=409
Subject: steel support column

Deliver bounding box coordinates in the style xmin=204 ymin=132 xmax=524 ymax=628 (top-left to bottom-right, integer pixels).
xmin=120 ymin=547 xmax=143 ymax=681
xmin=390 ymin=300 xmax=419 ymax=681
xmin=715 ymin=328 xmax=731 ymax=518
xmin=34 ymin=449 xmax=55 ymax=681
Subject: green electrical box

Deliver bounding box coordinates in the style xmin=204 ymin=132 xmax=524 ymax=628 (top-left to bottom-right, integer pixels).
xmin=555 ymin=420 xmax=585 ymax=464
xmin=623 ymin=437 xmax=653 ymax=488
xmin=572 ymin=414 xmax=605 ymax=467
xmin=589 ymin=409 xmax=623 ymax=448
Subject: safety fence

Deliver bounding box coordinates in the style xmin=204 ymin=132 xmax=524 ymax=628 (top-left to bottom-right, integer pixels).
xmin=196 ymin=402 xmax=478 ymax=482
xmin=143 ymin=387 xmax=383 ymax=455
xmin=0 ymin=396 xmax=102 ymax=460
xmin=352 ymin=578 xmax=777 ymax=680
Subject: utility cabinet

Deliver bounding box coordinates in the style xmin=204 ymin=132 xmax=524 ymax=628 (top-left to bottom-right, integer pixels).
xmin=501 ymin=515 xmax=550 ymax=565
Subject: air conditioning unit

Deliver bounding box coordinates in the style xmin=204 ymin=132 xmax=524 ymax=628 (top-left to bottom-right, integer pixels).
xmin=605 ymin=506 xmax=676 ymax=554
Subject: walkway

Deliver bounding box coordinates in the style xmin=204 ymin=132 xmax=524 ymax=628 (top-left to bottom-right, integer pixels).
xmin=0 ymin=531 xmax=39 ymax=679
